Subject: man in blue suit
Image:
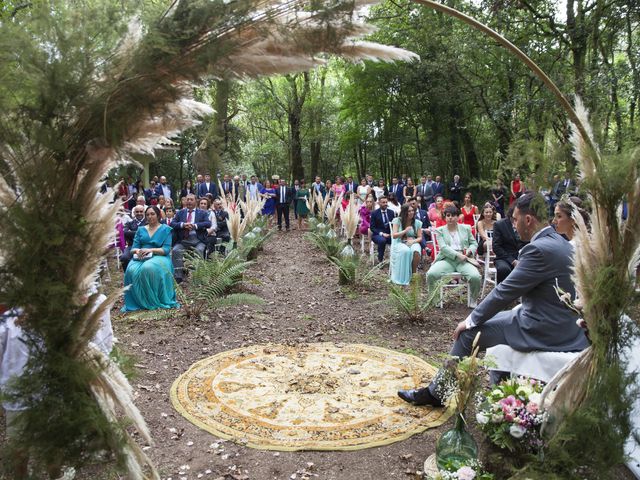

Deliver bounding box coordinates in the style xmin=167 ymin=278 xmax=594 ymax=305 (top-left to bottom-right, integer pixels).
xmin=154 ymin=175 xmax=173 ymax=201
xmin=170 ymin=194 xmax=212 ymax=283
xmin=389 ymin=177 xmax=404 ymax=205
xmin=370 ymin=196 xmax=395 ymax=262
xmin=431 ymin=175 xmax=445 ymax=198
xmin=197 ymin=173 xmax=218 ymax=200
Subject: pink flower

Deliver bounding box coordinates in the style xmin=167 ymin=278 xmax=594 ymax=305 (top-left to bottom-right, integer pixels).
xmin=526 ymin=402 xmax=539 ymax=414
xmin=504 ymin=412 xmax=515 ymax=422
xmin=456 ymin=466 xmax=476 ymax=480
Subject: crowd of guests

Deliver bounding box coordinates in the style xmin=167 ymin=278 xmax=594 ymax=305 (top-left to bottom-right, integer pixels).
xmin=107 ymin=170 xmax=582 ymax=313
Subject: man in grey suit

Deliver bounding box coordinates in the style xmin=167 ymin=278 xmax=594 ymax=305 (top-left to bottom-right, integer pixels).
xmin=398 ymin=192 xmax=589 ymax=407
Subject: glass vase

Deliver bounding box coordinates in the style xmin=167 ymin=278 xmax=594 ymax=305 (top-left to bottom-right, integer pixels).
xmin=435 ymin=413 xmax=478 ymax=470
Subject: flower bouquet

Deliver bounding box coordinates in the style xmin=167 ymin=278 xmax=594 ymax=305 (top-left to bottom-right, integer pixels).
xmin=429 ymin=458 xmax=494 ymax=480
xmin=475 ymin=377 xmax=547 ymax=453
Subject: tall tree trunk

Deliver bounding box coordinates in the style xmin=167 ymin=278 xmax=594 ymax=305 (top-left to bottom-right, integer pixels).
xmin=287 ymin=74 xmax=309 ymax=182
xmin=210 ymin=79 xmax=230 ymax=174
xmin=309 ymin=69 xmax=326 ymax=178
xmin=566 ymin=0 xmax=588 ymax=98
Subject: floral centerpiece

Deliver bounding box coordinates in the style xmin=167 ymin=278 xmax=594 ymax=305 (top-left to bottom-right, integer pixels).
xmin=475 ymin=377 xmax=547 ymax=453
xmin=430 ymin=459 xmax=494 ymax=480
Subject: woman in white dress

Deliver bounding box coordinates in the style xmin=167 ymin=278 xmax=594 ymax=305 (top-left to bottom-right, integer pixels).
xmin=356 ymin=178 xmax=370 ymax=204
xmin=372 ymin=179 xmax=388 ymax=201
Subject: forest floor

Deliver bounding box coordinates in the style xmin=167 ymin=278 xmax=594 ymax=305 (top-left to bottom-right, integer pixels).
xmin=0 ymin=226 xmax=635 ymax=480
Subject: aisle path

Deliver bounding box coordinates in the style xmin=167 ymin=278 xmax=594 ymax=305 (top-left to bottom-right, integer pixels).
xmin=112 ymin=228 xmax=468 ymax=480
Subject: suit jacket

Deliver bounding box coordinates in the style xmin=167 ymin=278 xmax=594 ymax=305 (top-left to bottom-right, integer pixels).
xmin=389 ymin=183 xmax=404 ymax=204
xmin=221 ymin=181 xmax=234 ymax=196
xmin=552 ymin=179 xmax=575 ymax=199
xmin=311 ymin=182 xmax=326 ymax=197
xmin=434 ymin=224 xmax=477 ymax=261
xmin=198 ymin=182 xmax=218 ymax=199
xmin=431 ymin=182 xmax=445 ymax=197
xmin=416 ymin=183 xmax=434 ymax=207
xmin=275 ymin=185 xmax=294 ymax=204
xmin=170 ymin=208 xmax=211 ymax=244
xmin=154 ymin=183 xmax=172 ymax=201
xmin=179 ymin=188 xmax=195 ymax=199
xmin=370 ymin=208 xmax=395 ymax=236
xmin=470 ymin=227 xmax=589 ymax=352
xmin=345 ymin=181 xmax=357 ymax=193
xmin=414 ymin=208 xmax=428 ymax=225
xmin=123 ymin=219 xmax=147 ymax=246
xmin=492 ymin=218 xmax=527 ymax=265
xmin=232 ymin=182 xmax=246 ymax=202
xmin=449 ymin=181 xmax=464 ymax=203
xmin=213 ymin=209 xmax=230 ymax=237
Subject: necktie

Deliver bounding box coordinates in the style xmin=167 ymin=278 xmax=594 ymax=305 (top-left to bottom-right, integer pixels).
xmin=382 ymin=210 xmax=388 ymax=225
xmin=187 ymin=210 xmax=193 ymax=223
xmin=281 ymin=187 xmax=285 ymax=203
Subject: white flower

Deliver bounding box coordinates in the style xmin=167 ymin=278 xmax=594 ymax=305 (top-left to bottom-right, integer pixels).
xmin=509 ymin=424 xmax=527 ymax=438
xmin=476 ymin=412 xmax=490 ymax=425
xmin=456 ymin=466 xmax=476 ymax=480
xmin=528 ymin=392 xmax=542 ymax=405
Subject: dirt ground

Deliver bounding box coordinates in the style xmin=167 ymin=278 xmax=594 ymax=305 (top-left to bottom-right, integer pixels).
xmin=1 ymin=227 xmax=635 ymax=479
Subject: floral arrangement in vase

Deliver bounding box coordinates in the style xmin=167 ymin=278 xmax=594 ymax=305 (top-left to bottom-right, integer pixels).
xmin=475 ymin=377 xmax=547 ymax=453
xmin=430 ymin=458 xmax=494 ymax=480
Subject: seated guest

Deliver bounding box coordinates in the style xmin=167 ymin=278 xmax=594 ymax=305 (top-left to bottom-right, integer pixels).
xmin=399 ymin=193 xmax=589 ymax=406
xmin=492 ymin=205 xmax=528 ymax=283
xmin=120 ymin=205 xmax=147 ymax=271
xmin=387 ymin=192 xmax=401 ymax=215
xmin=477 ymin=203 xmax=497 ymax=256
xmin=370 ymin=196 xmax=395 ymax=263
xmin=390 ymin=203 xmax=423 ymax=285
xmin=428 ymin=195 xmax=445 ymax=224
xmin=122 ymin=206 xmax=178 ymax=311
xmin=170 ymin=194 xmax=211 ymax=283
xmin=208 ymin=198 xmax=230 ymax=254
xmin=163 ymin=206 xmax=178 ymax=246
xmin=358 ymin=197 xmax=374 ymax=236
xmin=408 ymin=196 xmax=432 ymax=253
xmin=136 ymin=195 xmax=146 ymax=207
xmin=427 ymin=204 xmax=480 ymax=306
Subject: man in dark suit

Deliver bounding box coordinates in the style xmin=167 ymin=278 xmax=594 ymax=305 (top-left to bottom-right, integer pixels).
xmin=154 ymin=176 xmax=172 ymax=201
xmin=205 ymin=198 xmax=231 ymax=255
xmin=448 ymin=174 xmax=463 ymax=204
xmin=416 ymin=176 xmax=434 ymax=211
xmin=431 ymin=175 xmax=445 ymax=198
xmin=220 ymin=174 xmax=233 ymax=198
xmin=398 ymin=192 xmax=589 ymax=406
xmin=492 ymin=206 xmax=528 ymax=283
xmin=370 ymin=196 xmax=395 ymax=262
xmin=120 ymin=205 xmax=147 ymax=270
xmin=198 ymin=173 xmax=218 ymax=200
xmin=550 ymin=171 xmax=575 ymax=213
xmin=275 ymin=179 xmax=293 ymax=231
xmin=408 ymin=197 xmax=432 ymax=254
xmin=170 ymin=194 xmax=212 ymax=283
xmin=389 ymin=178 xmax=404 ymax=205
xmin=345 ymin=177 xmax=357 ymax=194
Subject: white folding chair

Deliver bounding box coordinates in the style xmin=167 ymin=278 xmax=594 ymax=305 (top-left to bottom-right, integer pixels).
xmin=429 ymin=229 xmax=472 ymax=308
xmin=479 ymin=242 xmax=497 ymax=297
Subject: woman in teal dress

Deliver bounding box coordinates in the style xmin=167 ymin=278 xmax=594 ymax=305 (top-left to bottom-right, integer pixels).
xmin=390 ymin=203 xmax=423 ymax=285
xmin=295 ymin=179 xmax=311 ymax=230
xmin=122 ymin=206 xmax=179 ymax=312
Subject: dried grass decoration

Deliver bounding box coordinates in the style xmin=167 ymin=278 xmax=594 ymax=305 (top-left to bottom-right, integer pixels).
xmin=326 ymin=194 xmax=343 ymax=230
xmin=340 ymin=196 xmax=359 ymax=256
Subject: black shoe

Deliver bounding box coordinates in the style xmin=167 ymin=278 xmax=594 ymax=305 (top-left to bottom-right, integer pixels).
xmin=175 ymin=277 xmax=183 ymax=285
xmin=397 ymin=388 xmax=443 ymax=407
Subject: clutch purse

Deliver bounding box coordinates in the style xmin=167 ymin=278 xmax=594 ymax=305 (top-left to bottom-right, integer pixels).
xmin=133 ymin=252 xmax=153 ymax=260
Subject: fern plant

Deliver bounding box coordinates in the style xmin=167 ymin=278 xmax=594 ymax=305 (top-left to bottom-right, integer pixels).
xmin=328 ymin=255 xmax=387 ymax=286
xmin=305 ymin=230 xmax=344 ymax=259
xmin=183 ymin=251 xmax=264 ymax=318
xmin=389 ymin=274 xmax=442 ymax=321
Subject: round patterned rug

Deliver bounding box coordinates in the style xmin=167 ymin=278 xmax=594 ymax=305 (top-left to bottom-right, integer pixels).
xmin=170 ymin=342 xmax=453 ymax=451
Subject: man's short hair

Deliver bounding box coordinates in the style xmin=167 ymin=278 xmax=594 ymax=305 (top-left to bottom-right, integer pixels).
xmin=378 ymin=195 xmax=388 ymax=201
xmin=443 ymin=204 xmax=459 ymax=217
xmin=407 ymin=196 xmax=418 ymax=203
xmin=515 ymin=191 xmax=547 ymax=221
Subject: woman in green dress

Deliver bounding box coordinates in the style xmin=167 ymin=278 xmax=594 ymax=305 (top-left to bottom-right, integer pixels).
xmin=295 ymin=179 xmax=311 ymax=230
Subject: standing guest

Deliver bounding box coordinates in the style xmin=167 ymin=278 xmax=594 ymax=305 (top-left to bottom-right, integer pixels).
xmin=427 ymin=204 xmax=481 ymax=306
xmin=550 ymin=172 xmax=576 ymax=210
xmin=449 ymin=174 xmax=464 ymax=204
xmin=426 ymin=174 xmax=434 ymax=188
xmin=366 ymin=174 xmax=375 ymax=188
xmin=117 ymin=176 xmax=128 ymax=199
xmin=332 ymin=177 xmax=346 ymax=198
xmin=491 ymin=178 xmax=507 ymax=216
xmin=260 ymin=179 xmax=277 ymax=226
xmin=477 ymin=203 xmax=497 ymax=256
xmin=402 ymin=177 xmax=415 ymax=203
xmin=127 ymin=177 xmax=137 ymax=197
xmin=232 ymin=175 xmax=246 ymax=202
xmin=120 ymin=205 xmax=147 ymax=271
xmin=275 ymin=179 xmax=293 ymax=231
xmin=295 ymin=180 xmax=311 ymax=230
xmin=154 ymin=175 xmax=173 ymax=201
xmin=509 ymin=173 xmax=523 ymax=206
xmin=292 ymin=179 xmax=300 ymax=220
xmin=459 ymin=192 xmax=478 ymax=228
xmin=357 ymin=178 xmax=371 ymax=204
xmin=390 ymin=203 xmax=423 ymax=285
xmin=134 ymin=179 xmax=145 ymax=198
xmin=180 ymin=179 xmax=195 ymax=200
xmin=389 ymin=177 xmax=404 ymax=205
xmin=370 ymin=196 xmax=395 ymax=263
xmin=358 ymin=197 xmax=374 ymax=236
xmin=312 ymin=176 xmax=325 ymax=197
xmin=398 ymin=192 xmax=588 ymax=407
xmin=198 ymin=173 xmax=218 ymax=200
xmin=221 ymin=174 xmax=233 ymax=197
xmin=325 ymin=179 xmax=334 ymax=198
xmin=123 ymin=205 xmax=179 ymax=311
xmin=145 ymin=181 xmax=156 ymax=203
xmin=431 ymin=175 xmax=445 ymax=198
xmin=170 ymin=194 xmax=211 ymax=284
xmin=373 ymin=179 xmax=388 ymax=201
xmin=387 ymin=192 xmax=401 ymax=215
xmin=241 ymin=173 xmax=249 ymax=187
xmin=246 ymin=175 xmax=262 ymax=201
xmin=492 ymin=206 xmax=528 ymax=283
xmin=196 ymin=174 xmax=204 ymax=191
xmin=417 ymin=175 xmax=434 ymax=211
xmin=345 ymin=176 xmax=357 ymax=193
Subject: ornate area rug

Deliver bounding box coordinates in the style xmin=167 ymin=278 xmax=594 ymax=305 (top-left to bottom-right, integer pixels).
xmin=170 ymin=342 xmax=453 ymax=451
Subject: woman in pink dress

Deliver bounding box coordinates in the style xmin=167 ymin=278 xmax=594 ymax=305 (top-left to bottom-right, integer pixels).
xmin=332 ymin=177 xmax=346 ymax=198
xmin=358 ymin=197 xmax=374 ymax=236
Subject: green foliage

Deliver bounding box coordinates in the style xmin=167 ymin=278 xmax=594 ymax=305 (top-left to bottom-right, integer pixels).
xmin=388 ymin=274 xmax=441 ymax=321
xmin=109 ymin=346 xmax=138 ymax=381
xmin=305 ymin=229 xmax=344 ymax=259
